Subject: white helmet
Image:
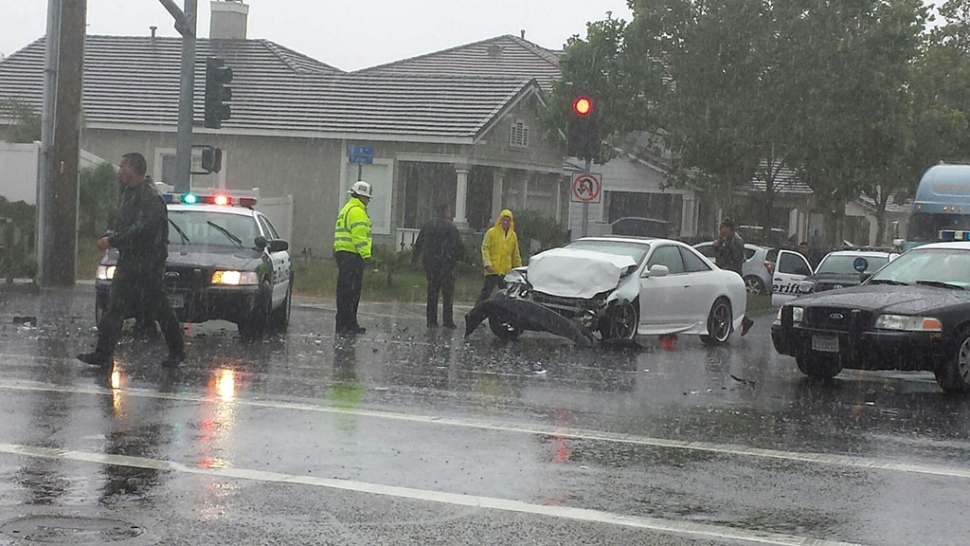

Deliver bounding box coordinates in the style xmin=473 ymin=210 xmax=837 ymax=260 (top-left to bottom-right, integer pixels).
xmin=350 ymin=181 xmax=373 ymax=199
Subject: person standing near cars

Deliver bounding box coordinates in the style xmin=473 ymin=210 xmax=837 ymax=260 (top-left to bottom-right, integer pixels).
xmin=712 ymin=218 xmax=755 ymax=336
xmin=333 ymin=181 xmax=373 ymax=335
xmin=412 ymin=203 xmax=466 ymax=328
xmin=77 ymin=153 xmax=185 ymax=368
xmin=476 ymin=209 xmax=522 ymax=305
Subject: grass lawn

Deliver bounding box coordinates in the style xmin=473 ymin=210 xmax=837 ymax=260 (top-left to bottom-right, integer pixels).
xmin=293 ymin=259 xmax=484 ymax=303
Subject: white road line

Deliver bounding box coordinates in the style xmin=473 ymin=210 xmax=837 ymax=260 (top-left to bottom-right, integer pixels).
xmin=0 ymin=441 xmax=866 ymax=546
xmin=0 ymin=379 xmax=967 ymax=481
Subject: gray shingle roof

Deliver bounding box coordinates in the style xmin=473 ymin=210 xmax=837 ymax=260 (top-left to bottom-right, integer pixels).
xmin=0 ymin=35 xmax=539 ymax=142
xmin=357 ymin=35 xmax=562 ymax=91
xmin=747 ymin=163 xmax=812 ymax=194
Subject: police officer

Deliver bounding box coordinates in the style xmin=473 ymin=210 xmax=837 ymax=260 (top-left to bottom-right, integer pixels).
xmin=713 ymin=218 xmax=754 ymax=336
xmin=333 ymin=181 xmax=373 ymax=335
xmin=412 ymin=203 xmax=466 ymax=328
xmin=77 ymin=152 xmax=185 ymax=367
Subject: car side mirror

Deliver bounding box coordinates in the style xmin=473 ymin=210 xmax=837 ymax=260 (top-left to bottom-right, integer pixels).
xmin=268 ymin=239 xmax=289 ymax=253
xmin=643 ymin=264 xmax=669 ymax=278
xmin=254 ymin=236 xmax=268 ymax=250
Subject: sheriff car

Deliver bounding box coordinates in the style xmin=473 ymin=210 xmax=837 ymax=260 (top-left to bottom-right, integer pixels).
xmin=95 ymin=191 xmax=293 ymax=339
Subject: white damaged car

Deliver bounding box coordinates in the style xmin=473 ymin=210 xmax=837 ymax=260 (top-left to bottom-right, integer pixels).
xmin=464 ymin=236 xmax=748 ymax=346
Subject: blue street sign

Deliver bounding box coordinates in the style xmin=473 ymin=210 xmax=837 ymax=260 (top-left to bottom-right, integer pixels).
xmin=348 ymin=145 xmax=374 ymax=165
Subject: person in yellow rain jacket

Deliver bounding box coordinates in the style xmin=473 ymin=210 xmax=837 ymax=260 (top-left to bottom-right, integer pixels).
xmin=333 ymin=181 xmax=373 ymax=335
xmin=476 ymin=209 xmax=522 ymax=304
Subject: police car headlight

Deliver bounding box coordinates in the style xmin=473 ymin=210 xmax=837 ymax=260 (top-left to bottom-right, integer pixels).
xmin=874 ymin=314 xmax=942 ymax=332
xmin=96 ymin=265 xmax=116 ymax=280
xmin=791 ymin=306 xmax=804 ymax=323
xmin=211 ymin=271 xmax=259 ymax=285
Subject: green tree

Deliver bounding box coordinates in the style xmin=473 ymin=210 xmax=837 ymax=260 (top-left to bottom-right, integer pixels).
xmin=78 ymin=162 xmax=119 ymax=237
xmin=545 ymin=13 xmax=667 ymax=164
xmin=0 ymin=99 xmax=41 ymax=143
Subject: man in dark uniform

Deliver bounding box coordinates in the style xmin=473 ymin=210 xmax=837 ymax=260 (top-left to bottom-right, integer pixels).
xmin=412 ymin=203 xmax=466 ymax=328
xmin=77 ymin=153 xmax=185 ymax=367
xmin=712 ymin=218 xmax=755 ymax=336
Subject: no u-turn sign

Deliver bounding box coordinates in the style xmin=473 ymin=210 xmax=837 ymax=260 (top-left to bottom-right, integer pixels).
xmin=571 ymin=173 xmax=602 ymax=203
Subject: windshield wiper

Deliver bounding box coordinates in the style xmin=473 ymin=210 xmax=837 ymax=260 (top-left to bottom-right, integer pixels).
xmin=868 ymin=279 xmax=907 ymax=286
xmin=168 ymin=219 xmax=190 ymax=244
xmin=206 ymin=221 xmax=244 ymax=248
xmin=915 ymin=280 xmax=965 ymax=290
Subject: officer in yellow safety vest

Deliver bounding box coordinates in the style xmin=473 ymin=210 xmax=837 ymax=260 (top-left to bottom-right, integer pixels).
xmin=333 ymin=181 xmax=373 ymax=335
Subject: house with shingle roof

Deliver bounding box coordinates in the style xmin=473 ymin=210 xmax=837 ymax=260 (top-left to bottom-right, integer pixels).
xmin=0 ymin=0 xmax=567 ymax=254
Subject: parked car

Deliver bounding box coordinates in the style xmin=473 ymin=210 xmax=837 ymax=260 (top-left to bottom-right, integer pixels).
xmin=797 ymin=250 xmax=899 ymax=295
xmin=95 ymin=191 xmax=293 ymax=339
xmin=771 ymin=241 xmax=970 ymax=392
xmin=693 ymin=242 xmax=773 ymax=295
xmin=465 ymin=236 xmax=748 ymax=346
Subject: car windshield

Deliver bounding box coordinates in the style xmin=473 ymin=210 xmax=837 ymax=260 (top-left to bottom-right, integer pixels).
xmin=816 ymin=255 xmax=889 ymax=274
xmin=565 ymin=240 xmax=651 ymax=265
xmin=868 ymin=248 xmax=970 ymax=289
xmin=168 ymin=210 xmax=259 ymax=248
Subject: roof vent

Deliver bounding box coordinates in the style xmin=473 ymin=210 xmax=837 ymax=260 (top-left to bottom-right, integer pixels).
xmin=210 ymin=0 xmax=249 ymax=40
xmin=487 ymin=44 xmax=503 ymax=58
xmin=520 ymin=30 xmax=526 ymax=39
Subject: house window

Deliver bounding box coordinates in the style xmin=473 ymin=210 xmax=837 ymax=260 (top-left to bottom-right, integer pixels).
xmin=509 ymin=120 xmax=529 ymax=148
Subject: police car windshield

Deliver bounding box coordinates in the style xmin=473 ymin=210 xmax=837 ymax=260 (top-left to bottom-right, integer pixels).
xmin=816 ymin=255 xmax=888 ymax=274
xmin=168 ymin=210 xmax=259 ymax=248
xmin=868 ymin=248 xmax=970 ymax=289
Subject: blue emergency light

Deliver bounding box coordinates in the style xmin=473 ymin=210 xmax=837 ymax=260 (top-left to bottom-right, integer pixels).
xmin=161 ymin=192 xmax=257 ymax=208
xmin=939 ymin=230 xmax=970 ymax=241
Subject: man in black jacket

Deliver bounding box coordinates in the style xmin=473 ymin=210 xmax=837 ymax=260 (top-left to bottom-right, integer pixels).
xmin=412 ymin=203 xmax=466 ymax=328
xmin=77 ymin=153 xmax=185 ymax=368
xmin=712 ymin=218 xmax=754 ymax=336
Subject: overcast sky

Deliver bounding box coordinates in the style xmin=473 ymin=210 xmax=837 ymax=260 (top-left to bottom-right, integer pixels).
xmin=0 ymin=0 xmax=632 ymax=71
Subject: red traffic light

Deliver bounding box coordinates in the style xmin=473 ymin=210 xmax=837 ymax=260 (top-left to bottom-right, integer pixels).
xmin=572 ymin=96 xmax=593 ymax=116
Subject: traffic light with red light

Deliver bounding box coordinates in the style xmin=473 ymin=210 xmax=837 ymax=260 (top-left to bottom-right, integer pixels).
xmin=568 ymin=95 xmax=598 ymax=161
xmin=204 ymin=57 xmax=233 ymax=129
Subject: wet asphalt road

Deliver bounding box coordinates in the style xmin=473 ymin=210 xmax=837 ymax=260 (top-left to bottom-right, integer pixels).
xmin=1 ymin=285 xmax=969 ymax=546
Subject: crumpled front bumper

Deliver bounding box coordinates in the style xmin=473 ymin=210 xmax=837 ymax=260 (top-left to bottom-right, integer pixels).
xmin=464 ymin=295 xmax=598 ymax=347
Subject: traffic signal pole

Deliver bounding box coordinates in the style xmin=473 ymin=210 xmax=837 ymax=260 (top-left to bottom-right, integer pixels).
xmin=160 ymin=0 xmax=196 ymax=193
xmin=582 ymin=158 xmax=591 ymax=237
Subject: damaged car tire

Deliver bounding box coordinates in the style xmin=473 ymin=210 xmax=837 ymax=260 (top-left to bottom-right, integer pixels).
xmin=601 ymin=300 xmax=638 ymax=341
xmin=700 ymin=297 xmax=732 ymax=346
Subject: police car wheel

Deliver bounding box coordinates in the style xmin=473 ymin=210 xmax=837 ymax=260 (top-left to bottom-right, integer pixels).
xmin=935 ymin=327 xmax=970 ymax=393
xmin=238 ymin=280 xmax=273 ymax=339
xmin=270 ymin=281 xmax=292 ymax=332
xmin=796 ymin=354 xmax=842 ymax=379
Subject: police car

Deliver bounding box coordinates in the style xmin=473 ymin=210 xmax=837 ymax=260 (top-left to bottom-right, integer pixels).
xmin=95 ymin=190 xmax=293 ymax=339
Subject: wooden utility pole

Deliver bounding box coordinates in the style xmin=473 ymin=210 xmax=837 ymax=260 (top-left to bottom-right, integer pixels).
xmin=38 ymin=0 xmax=86 ymax=287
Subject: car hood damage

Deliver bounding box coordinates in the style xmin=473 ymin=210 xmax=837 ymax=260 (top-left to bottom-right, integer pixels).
xmin=526 ymin=248 xmax=636 ymax=299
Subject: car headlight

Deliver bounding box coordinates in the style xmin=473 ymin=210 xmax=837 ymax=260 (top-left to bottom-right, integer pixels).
xmin=791 ymin=306 xmax=804 ymax=323
xmin=874 ymin=314 xmax=942 ymax=332
xmin=211 ymin=271 xmax=259 ymax=285
xmin=504 ymin=269 xmax=527 ymax=284
xmin=96 ymin=265 xmax=116 ymax=280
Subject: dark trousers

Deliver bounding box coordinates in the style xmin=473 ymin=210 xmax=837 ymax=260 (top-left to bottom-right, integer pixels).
xmin=96 ymin=267 xmax=183 ymax=358
xmin=335 ymin=251 xmax=364 ymax=333
xmin=476 ymin=274 xmax=506 ymax=305
xmin=426 ymin=268 xmax=455 ymax=326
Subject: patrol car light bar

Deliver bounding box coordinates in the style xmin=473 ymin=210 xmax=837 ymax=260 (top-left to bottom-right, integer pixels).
xmin=939 ymin=230 xmax=970 ymax=242
xmin=162 ymin=192 xmax=258 ymax=208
